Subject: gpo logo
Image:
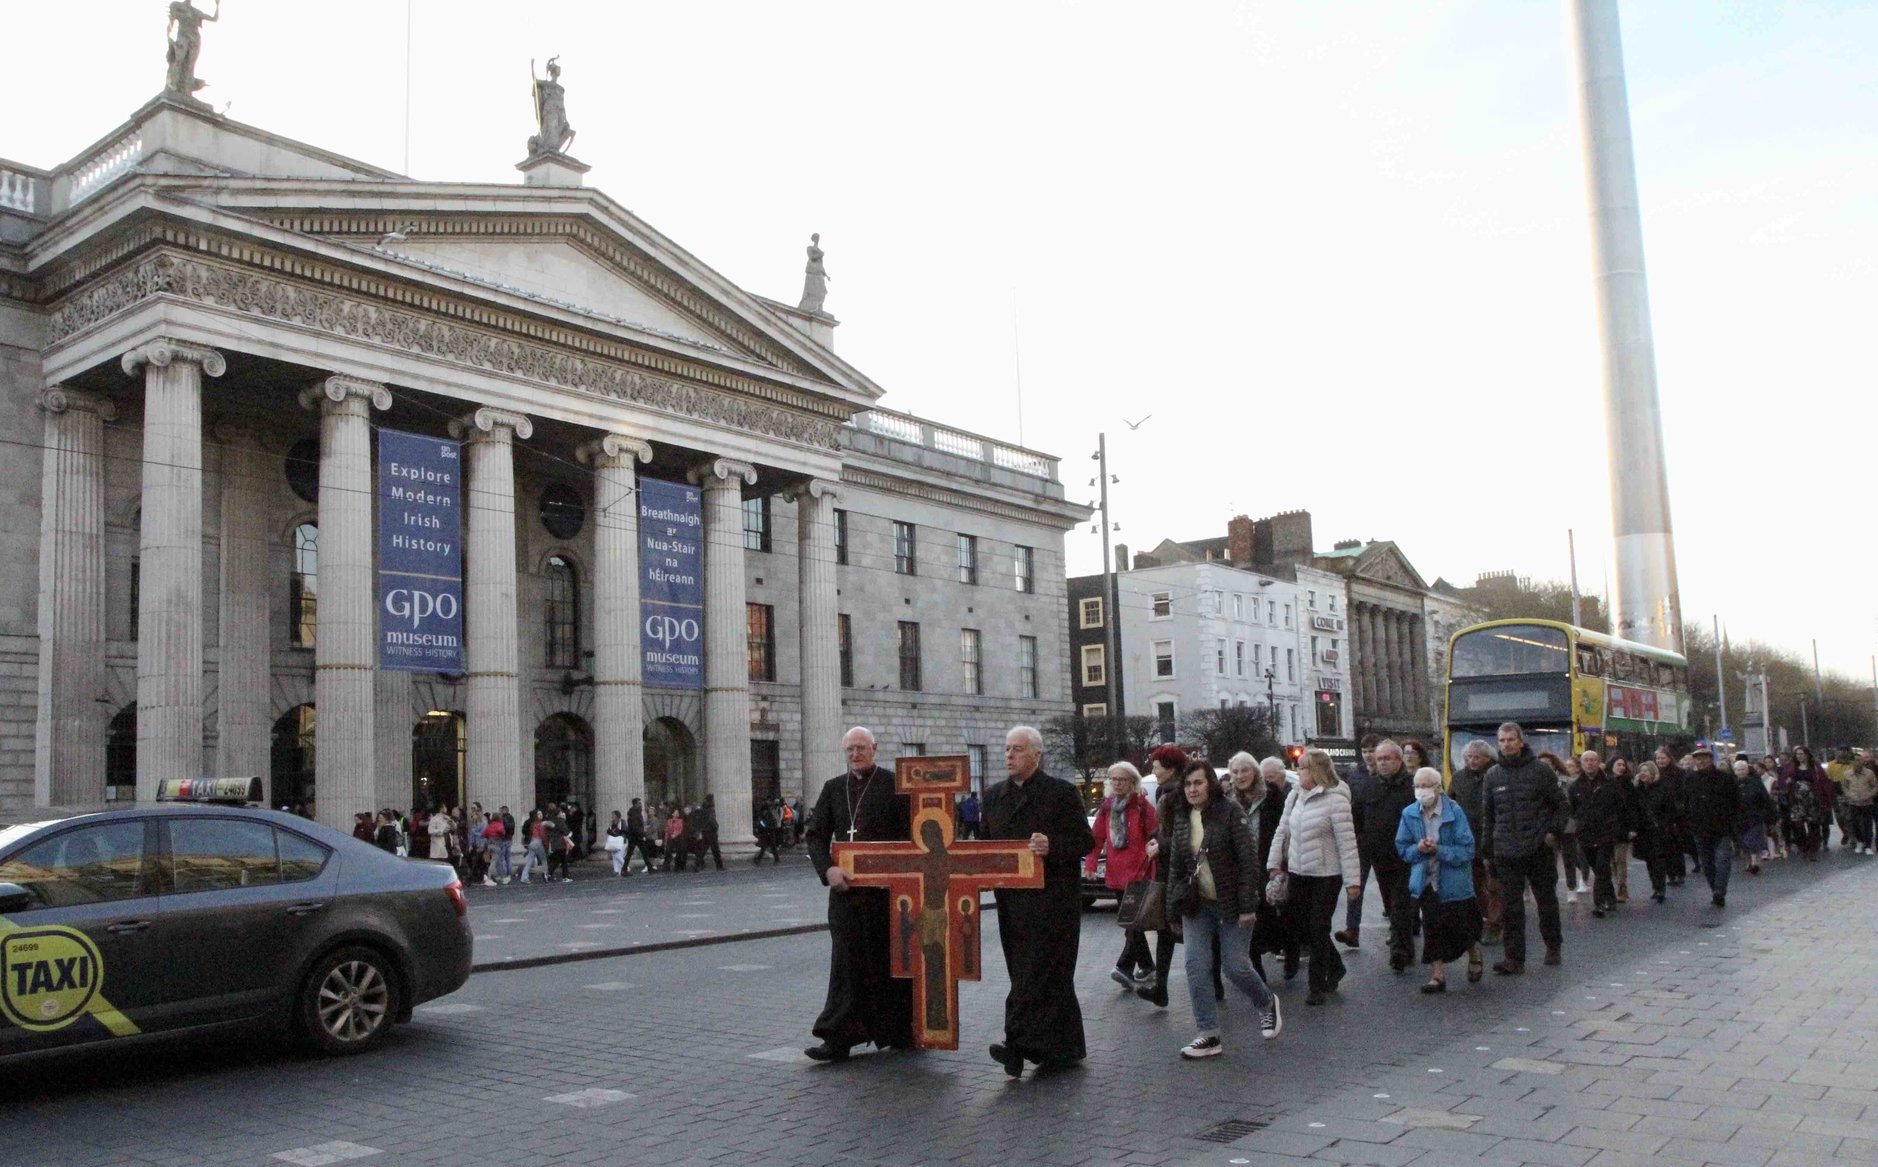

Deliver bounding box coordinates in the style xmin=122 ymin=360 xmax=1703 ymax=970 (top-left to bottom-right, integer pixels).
xmin=644 ymin=614 xmax=701 ymax=649
xmin=385 ymin=588 xmax=459 ymax=628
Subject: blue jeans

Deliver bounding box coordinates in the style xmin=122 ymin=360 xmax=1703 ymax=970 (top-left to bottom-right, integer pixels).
xmin=1697 ymin=835 xmax=1732 ymax=897
xmin=489 ymin=840 xmax=512 ymax=881
xmin=519 ymin=840 xmax=547 ymax=882
xmin=1183 ymin=901 xmax=1272 ymax=1037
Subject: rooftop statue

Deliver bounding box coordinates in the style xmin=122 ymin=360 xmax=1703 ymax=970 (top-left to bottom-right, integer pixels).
xmin=799 ymin=233 xmax=830 ymax=315
xmin=164 ymin=1 xmax=220 ymax=98
xmin=528 ymin=56 xmax=577 ymax=157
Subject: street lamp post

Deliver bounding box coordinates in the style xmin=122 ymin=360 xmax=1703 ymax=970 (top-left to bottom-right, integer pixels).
xmin=1264 ymin=668 xmax=1279 ymax=739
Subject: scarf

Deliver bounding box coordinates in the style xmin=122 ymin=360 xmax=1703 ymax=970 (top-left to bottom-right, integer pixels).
xmin=1230 ymin=783 xmax=1268 ymax=863
xmin=1108 ymin=795 xmax=1131 ymax=851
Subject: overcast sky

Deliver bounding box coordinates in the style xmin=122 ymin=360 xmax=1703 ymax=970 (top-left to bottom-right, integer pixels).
xmin=10 ymin=2 xmax=1875 ymax=678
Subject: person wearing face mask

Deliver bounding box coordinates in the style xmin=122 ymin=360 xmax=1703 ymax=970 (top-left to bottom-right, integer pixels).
xmin=1395 ymin=767 xmax=1482 ymax=992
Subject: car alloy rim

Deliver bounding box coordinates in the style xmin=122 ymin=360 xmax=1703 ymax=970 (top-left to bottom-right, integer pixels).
xmin=317 ymin=959 xmax=389 ymax=1043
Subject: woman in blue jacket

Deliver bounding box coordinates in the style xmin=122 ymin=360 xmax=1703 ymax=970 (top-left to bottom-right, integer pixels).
xmin=1395 ymin=767 xmax=1484 ymax=992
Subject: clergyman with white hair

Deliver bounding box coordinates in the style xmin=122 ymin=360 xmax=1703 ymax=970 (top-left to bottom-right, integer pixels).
xmin=981 ymin=725 xmax=1096 ymax=1077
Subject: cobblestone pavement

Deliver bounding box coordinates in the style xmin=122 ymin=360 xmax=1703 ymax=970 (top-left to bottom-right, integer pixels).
xmin=6 ymin=850 xmax=1875 ymax=1167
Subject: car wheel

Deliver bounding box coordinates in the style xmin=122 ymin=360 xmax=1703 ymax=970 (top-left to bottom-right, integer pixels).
xmin=299 ymin=945 xmax=401 ymax=1056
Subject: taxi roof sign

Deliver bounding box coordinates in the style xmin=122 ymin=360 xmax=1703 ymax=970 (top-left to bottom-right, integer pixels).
xmin=155 ymin=776 xmax=264 ymax=805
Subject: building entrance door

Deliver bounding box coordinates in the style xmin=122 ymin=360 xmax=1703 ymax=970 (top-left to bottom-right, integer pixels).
xmin=643 ymin=717 xmax=698 ymax=807
xmin=412 ymin=711 xmax=465 ymax=811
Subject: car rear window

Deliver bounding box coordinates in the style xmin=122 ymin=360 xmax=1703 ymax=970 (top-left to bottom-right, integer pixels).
xmin=169 ymin=819 xmax=285 ymax=892
xmin=278 ymin=830 xmax=331 ymax=882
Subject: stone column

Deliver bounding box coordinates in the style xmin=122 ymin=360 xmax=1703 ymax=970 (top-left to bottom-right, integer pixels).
xmin=213 ymin=423 xmax=272 ymax=782
xmin=452 ymin=407 xmax=532 ymax=818
xmin=1408 ymin=615 xmax=1430 ymax=730
xmin=374 ymin=669 xmax=413 ymax=811
xmin=581 ymin=432 xmax=653 ymax=819
xmin=1369 ymin=605 xmax=1391 ymax=724
xmin=1389 ymin=611 xmax=1410 ymax=723
xmin=123 ymin=340 xmax=223 ymax=798
xmin=791 ymin=478 xmax=841 ymax=789
xmin=690 ymin=457 xmax=758 ymax=849
xmin=1352 ymin=603 xmax=1373 ymax=718
xmin=33 ymin=387 xmax=116 ymax=807
xmin=302 ymin=377 xmax=390 ymax=829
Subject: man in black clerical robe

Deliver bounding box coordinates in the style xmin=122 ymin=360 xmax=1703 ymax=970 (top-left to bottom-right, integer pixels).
xmin=981 ymin=725 xmax=1097 ymax=1075
xmin=803 ymin=727 xmax=914 ymax=1061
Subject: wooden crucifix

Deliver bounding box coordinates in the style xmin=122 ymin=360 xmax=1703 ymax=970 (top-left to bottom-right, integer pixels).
xmin=832 ymin=755 xmax=1042 ymax=1050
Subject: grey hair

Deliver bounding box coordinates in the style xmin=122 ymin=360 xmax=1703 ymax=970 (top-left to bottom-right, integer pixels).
xmin=1462 ymin=739 xmax=1493 ymax=760
xmin=1374 ymin=738 xmax=1403 ymax=757
xmin=842 ymin=726 xmax=877 ymax=745
xmin=1227 ymin=751 xmax=1259 ymax=771
xmin=1107 ymin=760 xmax=1142 ymax=781
xmin=1005 ymin=725 xmax=1043 ymax=750
xmin=1259 ymin=756 xmax=1286 ymax=776
xmin=1413 ymin=766 xmax=1443 ymax=787
xmin=1498 ymin=721 xmax=1525 ymax=737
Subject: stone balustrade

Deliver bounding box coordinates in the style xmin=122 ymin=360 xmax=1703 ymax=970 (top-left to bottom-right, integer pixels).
xmin=849 ymin=407 xmax=1057 ymax=481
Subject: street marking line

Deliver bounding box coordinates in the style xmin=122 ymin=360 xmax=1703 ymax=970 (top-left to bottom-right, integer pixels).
xmin=272 ymin=1142 xmax=384 ymax=1166
xmin=488 ymin=918 xmax=526 ymax=924
xmin=718 ymin=963 xmax=772 ymax=972
xmin=543 ymin=1088 xmax=633 ymax=1108
xmin=415 ymin=1003 xmax=484 ymax=1015
xmin=583 ymin=982 xmax=635 ymax=992
xmin=578 ymin=923 xmax=621 ymax=929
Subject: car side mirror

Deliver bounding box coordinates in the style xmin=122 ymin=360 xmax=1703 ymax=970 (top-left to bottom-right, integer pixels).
xmin=0 ymin=881 xmax=34 ymax=913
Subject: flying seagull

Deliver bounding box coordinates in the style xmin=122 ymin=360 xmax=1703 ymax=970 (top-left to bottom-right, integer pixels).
xmin=1124 ymin=413 xmax=1153 ymax=430
xmin=378 ymin=223 xmax=417 ymax=246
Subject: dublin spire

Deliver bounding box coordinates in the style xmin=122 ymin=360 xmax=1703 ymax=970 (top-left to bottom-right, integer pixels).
xmin=1570 ymin=0 xmax=1683 ymax=654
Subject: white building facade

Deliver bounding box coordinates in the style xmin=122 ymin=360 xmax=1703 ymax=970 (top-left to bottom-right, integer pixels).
xmin=0 ymin=92 xmax=1082 ymax=836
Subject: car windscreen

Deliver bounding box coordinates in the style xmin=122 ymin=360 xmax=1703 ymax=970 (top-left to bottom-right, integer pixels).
xmin=0 ymin=818 xmax=73 ymax=853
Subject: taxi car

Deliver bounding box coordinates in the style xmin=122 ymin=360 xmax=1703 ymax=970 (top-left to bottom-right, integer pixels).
xmin=0 ymin=778 xmax=472 ymax=1063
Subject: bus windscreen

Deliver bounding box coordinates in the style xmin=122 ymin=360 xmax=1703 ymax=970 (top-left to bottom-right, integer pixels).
xmin=1450 ymin=625 xmax=1569 ymax=678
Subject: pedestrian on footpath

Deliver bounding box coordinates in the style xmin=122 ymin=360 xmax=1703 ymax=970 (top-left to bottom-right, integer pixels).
xmin=519 ymin=811 xmax=550 ymax=883
xmin=1609 ymin=756 xmax=1638 ymax=902
xmin=545 ymin=812 xmax=575 ymax=883
xmin=1335 ymin=734 xmax=1382 ymax=950
xmin=662 ymin=806 xmax=687 ymax=872
xmin=1632 ymin=762 xmax=1673 ymax=903
xmin=1685 ymin=748 xmax=1741 ymax=907
xmin=624 ymin=799 xmax=654 ymax=875
xmin=1734 ymin=760 xmax=1774 ymax=876
xmin=1139 ymin=745 xmax=1201 ymax=1008
xmin=1086 ymin=760 xmax=1158 ymax=991
xmin=1231 ymin=755 xmax=1297 ymax=984
xmin=1654 ymin=746 xmax=1690 ymax=885
xmin=1266 ymin=748 xmax=1360 ymax=1007
xmin=1481 ymin=722 xmax=1568 ymax=975
xmin=483 ymin=812 xmax=510 ymax=885
xmin=753 ymin=802 xmax=786 ymax=865
xmin=697 ymin=795 xmax=724 ymax=871
xmin=1347 ymin=740 xmax=1416 ymax=972
xmin=1448 ymin=740 xmax=1503 ymax=945
xmin=1166 ymin=759 xmax=1281 ymax=1059
xmin=605 ymin=810 xmax=629 ymax=875
xmin=1843 ymin=757 xmax=1877 ymax=855
xmin=1571 ymin=751 xmax=1629 ymax=917
xmin=1548 ymin=753 xmax=1591 ymax=904
xmin=1761 ymin=758 xmax=1790 ymax=859
xmin=373 ymin=810 xmax=401 ymax=854
xmin=1396 ymin=767 xmax=1482 ymax=992
xmin=959 ymin=790 xmax=981 ymax=840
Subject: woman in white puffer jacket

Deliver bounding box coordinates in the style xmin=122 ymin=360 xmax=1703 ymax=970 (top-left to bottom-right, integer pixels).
xmin=1266 ymin=749 xmax=1362 ymax=1005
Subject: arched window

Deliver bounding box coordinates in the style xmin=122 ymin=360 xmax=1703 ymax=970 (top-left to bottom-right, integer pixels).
xmin=534 ymin=713 xmax=594 ymax=811
xmin=106 ymin=704 xmax=136 ymax=802
xmin=544 ymin=555 xmax=579 ymax=669
xmin=290 ymin=522 xmax=318 ymax=647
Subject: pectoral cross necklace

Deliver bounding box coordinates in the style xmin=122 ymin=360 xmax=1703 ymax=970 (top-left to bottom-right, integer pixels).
xmin=845 ymin=769 xmax=873 ymax=841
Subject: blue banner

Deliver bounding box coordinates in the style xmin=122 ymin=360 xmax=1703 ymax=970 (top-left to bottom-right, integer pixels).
xmin=639 ymin=478 xmax=704 ymax=689
xmin=377 ymin=429 xmax=464 ymax=672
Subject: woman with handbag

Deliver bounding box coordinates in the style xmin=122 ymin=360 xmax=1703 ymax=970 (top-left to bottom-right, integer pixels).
xmin=1395 ymin=767 xmax=1483 ymax=992
xmin=1164 ymin=759 xmax=1281 ymax=1058
xmin=1086 ymin=761 xmax=1160 ymax=990
xmin=1267 ymin=749 xmax=1361 ymax=1007
xmin=1140 ymin=746 xmax=1220 ymax=1007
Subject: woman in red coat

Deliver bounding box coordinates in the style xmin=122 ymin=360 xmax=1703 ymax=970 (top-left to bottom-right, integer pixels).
xmin=1086 ymin=760 xmax=1160 ymax=988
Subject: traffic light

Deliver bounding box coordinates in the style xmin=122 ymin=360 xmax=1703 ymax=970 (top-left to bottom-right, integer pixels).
xmin=1286 ymin=744 xmax=1304 ymax=766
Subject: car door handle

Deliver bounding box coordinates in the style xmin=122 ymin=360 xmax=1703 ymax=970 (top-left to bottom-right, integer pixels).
xmin=106 ymin=919 xmax=151 ymax=935
xmin=286 ymin=901 xmax=328 ymax=917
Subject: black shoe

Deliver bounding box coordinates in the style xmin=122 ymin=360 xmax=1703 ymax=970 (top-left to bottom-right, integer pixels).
xmin=1592 ymin=908 xmax=1606 ymax=918
xmin=989 ymin=1042 xmax=1023 ymax=1077
xmin=1283 ymin=951 xmax=1300 ymax=981
xmin=804 ymin=1042 xmax=850 ymax=1063
xmin=1652 ymin=892 xmax=1666 ymax=903
xmin=1334 ymin=929 xmax=1359 ymax=949
xmin=1305 ymin=990 xmax=1328 ymax=1006
xmin=1389 ymin=954 xmax=1409 ymax=973
xmin=1712 ymin=894 xmax=1726 ymax=908
xmin=1135 ymin=983 xmax=1168 ymax=1008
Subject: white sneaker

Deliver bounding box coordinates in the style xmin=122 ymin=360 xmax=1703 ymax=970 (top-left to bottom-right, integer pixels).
xmin=481 ymin=877 xmax=495 ymax=887
xmin=1566 ymin=889 xmax=1579 ymax=904
xmin=1180 ymin=1035 xmax=1224 ymax=1059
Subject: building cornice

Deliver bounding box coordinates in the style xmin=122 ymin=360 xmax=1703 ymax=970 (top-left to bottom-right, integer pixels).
xmin=50 ymin=250 xmax=845 ymax=451
xmin=838 ymin=465 xmax=1087 ymax=529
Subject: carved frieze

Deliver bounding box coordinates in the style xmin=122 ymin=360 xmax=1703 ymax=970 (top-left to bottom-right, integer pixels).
xmin=49 ymin=254 xmax=844 ymax=450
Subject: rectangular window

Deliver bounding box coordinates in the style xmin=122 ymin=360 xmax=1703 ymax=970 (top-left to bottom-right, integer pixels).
xmin=1154 ymin=640 xmax=1175 ymax=678
xmin=1286 ymin=647 xmax=1296 ymax=682
xmin=838 ymin=613 xmax=854 ymax=688
xmin=1283 ymin=603 xmax=1293 ymax=629
xmin=544 ymin=557 xmax=579 ymax=669
xmin=1216 ymin=637 xmax=1227 ymax=675
xmin=1078 ymin=596 xmax=1104 ymax=628
xmin=1080 ymin=644 xmax=1106 ymax=687
xmin=1253 ymin=643 xmax=1263 ymax=672
xmin=1019 ymin=636 xmax=1039 ymax=698
xmin=1233 ymin=593 xmax=1244 ymax=619
xmin=1308 ymin=590 xmax=1317 ymax=609
xmin=834 ymin=508 xmax=849 ymax=566
xmin=894 ymin=521 xmax=917 ymax=575
xmin=751 ymin=739 xmax=782 ymax=805
xmin=290 ymin=525 xmax=317 ymax=648
xmin=967 ymin=745 xmax=988 ymax=794
xmin=898 ymin=620 xmax=922 ymax=691
xmin=746 ymin=603 xmax=776 ymax=682
xmin=1014 ymin=545 xmax=1035 ymax=594
xmin=1311 ymin=634 xmax=1321 ymax=660
xmin=961 ymin=628 xmax=984 ymax=696
xmin=1268 ymin=600 xmax=1277 ymax=624
xmin=742 ymin=495 xmax=771 ymax=553
xmin=1316 ymin=692 xmax=1342 ymax=738
xmin=1329 ymin=594 xmax=1338 ymax=612
xmin=1152 ymin=592 xmax=1172 ymax=619
xmin=1156 ymin=700 xmax=1176 ymax=744
xmin=1234 ymin=640 xmax=1244 ymax=676
xmin=1081 ymin=703 xmax=1108 ymax=719
xmin=129 ymin=557 xmax=141 ymax=640
xmin=904 ymin=742 xmax=927 ymax=758
xmin=957 ymin=533 xmax=978 ymax=585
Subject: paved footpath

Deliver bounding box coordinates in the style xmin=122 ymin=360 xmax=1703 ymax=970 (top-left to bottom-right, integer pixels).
xmin=6 ymin=849 xmax=1877 ymax=1167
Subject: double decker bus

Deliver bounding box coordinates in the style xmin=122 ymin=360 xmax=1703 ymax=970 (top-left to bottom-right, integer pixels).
xmin=1443 ymin=619 xmax=1693 ymax=777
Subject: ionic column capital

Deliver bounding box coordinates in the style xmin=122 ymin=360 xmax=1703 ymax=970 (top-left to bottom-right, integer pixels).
xmin=784 ymin=476 xmax=840 ymax=505
xmin=577 ymin=432 xmax=654 ymax=469
xmin=299 ymin=375 xmax=392 ymax=415
xmin=687 ymin=457 xmax=757 ymax=489
xmin=121 ymin=339 xmax=226 ymax=378
xmin=37 ymin=385 xmax=118 ymax=421
xmin=449 ymin=406 xmax=533 ymax=442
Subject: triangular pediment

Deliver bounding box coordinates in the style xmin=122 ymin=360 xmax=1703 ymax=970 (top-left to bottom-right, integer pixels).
xmin=1356 ymin=542 xmax=1429 ymax=591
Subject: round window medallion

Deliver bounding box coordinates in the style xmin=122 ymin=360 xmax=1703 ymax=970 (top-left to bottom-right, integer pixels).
xmin=285 ymin=438 xmax=320 ymax=503
xmin=540 ymin=482 xmax=586 ymax=539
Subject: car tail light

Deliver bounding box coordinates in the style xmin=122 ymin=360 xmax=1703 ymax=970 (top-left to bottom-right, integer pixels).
xmin=444 ymin=879 xmax=467 ymax=918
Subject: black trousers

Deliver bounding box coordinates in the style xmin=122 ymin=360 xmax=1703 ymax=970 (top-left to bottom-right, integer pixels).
xmin=547 ymin=848 xmax=570 ymax=880
xmin=1293 ymin=874 xmax=1347 ymax=992
xmin=1116 ymin=928 xmax=1152 ymax=976
xmin=1585 ymin=842 xmax=1618 ymax=910
xmin=1373 ymin=859 xmax=1414 ymax=963
xmin=1494 ymin=848 xmax=1562 ymax=964
xmin=623 ymin=833 xmax=656 ymax=872
xmin=703 ymin=835 xmax=724 ymax=870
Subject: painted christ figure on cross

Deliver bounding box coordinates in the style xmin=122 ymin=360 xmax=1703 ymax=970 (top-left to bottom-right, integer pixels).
xmin=832 ymin=756 xmax=1042 ymax=1049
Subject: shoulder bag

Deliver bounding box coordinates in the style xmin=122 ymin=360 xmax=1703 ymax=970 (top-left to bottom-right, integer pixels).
xmin=1115 ymin=857 xmax=1166 ymax=933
